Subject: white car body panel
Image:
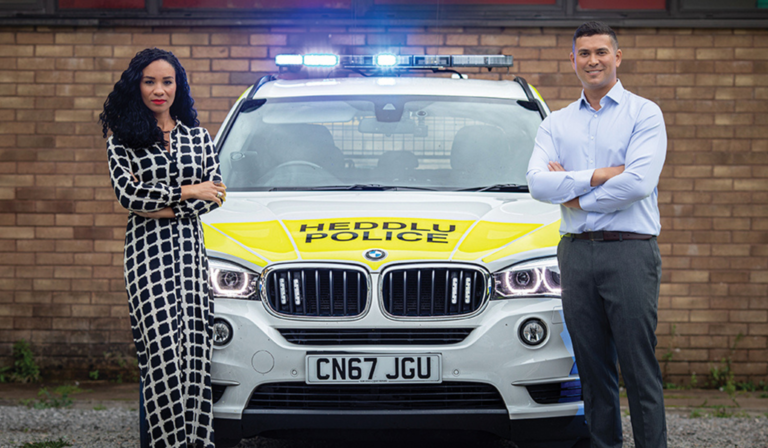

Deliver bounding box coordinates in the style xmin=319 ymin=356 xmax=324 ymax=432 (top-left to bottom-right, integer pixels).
xmin=205 ymin=74 xmax=587 ymax=446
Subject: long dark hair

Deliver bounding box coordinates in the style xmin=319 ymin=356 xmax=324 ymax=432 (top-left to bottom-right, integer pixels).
xmin=99 ymin=48 xmax=198 ymax=149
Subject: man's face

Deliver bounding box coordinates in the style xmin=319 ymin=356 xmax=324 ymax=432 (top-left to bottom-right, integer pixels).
xmin=570 ymin=34 xmax=621 ymax=93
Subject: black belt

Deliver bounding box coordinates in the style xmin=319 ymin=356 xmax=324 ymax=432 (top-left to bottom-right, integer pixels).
xmin=564 ymin=231 xmax=654 ymax=241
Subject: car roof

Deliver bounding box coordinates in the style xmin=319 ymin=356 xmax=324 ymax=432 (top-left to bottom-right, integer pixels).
xmin=251 ymin=77 xmax=531 ymax=101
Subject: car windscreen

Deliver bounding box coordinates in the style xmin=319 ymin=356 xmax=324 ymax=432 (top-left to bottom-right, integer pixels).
xmin=217 ymin=95 xmax=543 ymax=192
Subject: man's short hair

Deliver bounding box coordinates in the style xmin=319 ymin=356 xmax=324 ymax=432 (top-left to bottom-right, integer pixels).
xmin=573 ymin=21 xmax=619 ymax=51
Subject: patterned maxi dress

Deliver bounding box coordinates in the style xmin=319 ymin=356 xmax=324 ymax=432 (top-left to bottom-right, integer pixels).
xmin=107 ymin=122 xmax=221 ymax=448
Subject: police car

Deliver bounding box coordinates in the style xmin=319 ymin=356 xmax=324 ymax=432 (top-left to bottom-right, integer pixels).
xmin=205 ymin=54 xmax=589 ymax=448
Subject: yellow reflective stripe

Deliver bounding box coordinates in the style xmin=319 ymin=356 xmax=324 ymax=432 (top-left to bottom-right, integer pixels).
xmin=213 ymin=221 xmax=299 ymax=262
xmin=453 ymin=221 xmax=541 ymax=261
xmin=529 ymin=84 xmax=545 ymax=103
xmin=202 ymin=223 xmax=268 ymax=267
xmin=482 ymin=220 xmax=561 ymax=263
xmin=236 ymin=88 xmax=249 ymax=102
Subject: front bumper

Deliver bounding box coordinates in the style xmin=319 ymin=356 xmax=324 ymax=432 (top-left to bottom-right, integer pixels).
xmin=215 ymin=411 xmax=586 ymax=444
xmin=211 ymin=289 xmax=585 ymax=442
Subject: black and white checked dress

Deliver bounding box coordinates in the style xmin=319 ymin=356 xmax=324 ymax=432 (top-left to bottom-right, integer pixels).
xmin=107 ymin=122 xmax=221 ymax=448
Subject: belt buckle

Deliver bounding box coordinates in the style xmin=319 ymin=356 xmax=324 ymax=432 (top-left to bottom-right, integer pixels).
xmin=590 ymin=231 xmax=604 ymax=241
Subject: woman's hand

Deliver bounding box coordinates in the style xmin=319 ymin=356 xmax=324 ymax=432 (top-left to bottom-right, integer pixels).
xmin=181 ymin=181 xmax=227 ymax=206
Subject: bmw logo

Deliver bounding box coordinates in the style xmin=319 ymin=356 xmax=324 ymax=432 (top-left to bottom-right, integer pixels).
xmin=364 ymin=249 xmax=387 ymax=261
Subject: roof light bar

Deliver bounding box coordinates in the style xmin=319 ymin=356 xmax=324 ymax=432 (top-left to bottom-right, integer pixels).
xmin=452 ymin=55 xmax=513 ymax=67
xmin=302 ymin=54 xmax=339 ymax=67
xmin=275 ymin=54 xmax=303 ymax=66
xmin=275 ymin=54 xmax=513 ymax=70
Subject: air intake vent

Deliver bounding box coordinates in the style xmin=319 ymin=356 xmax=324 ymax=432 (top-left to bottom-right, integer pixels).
xmin=248 ymin=382 xmax=505 ymax=411
xmin=278 ymin=328 xmax=473 ymax=345
xmin=264 ymin=266 xmax=369 ymax=317
xmin=526 ymin=380 xmax=583 ymax=405
xmin=381 ymin=266 xmax=488 ymax=317
xmin=212 ymin=384 xmax=227 ymax=404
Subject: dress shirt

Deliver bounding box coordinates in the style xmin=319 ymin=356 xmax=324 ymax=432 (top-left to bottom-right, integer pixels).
xmin=526 ymin=80 xmax=667 ymax=235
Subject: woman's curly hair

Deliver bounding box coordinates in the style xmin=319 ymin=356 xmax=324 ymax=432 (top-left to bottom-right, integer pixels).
xmin=99 ymin=48 xmax=198 ymax=149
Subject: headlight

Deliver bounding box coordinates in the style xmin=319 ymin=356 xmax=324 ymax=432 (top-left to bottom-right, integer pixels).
xmin=209 ymin=258 xmax=259 ymax=300
xmin=493 ymin=257 xmax=561 ymax=299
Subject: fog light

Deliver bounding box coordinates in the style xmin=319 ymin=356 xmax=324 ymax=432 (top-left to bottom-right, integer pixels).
xmin=519 ymin=318 xmax=547 ymax=346
xmin=213 ymin=319 xmax=233 ymax=346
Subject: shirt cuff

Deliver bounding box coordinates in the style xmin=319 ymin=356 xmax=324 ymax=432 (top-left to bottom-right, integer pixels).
xmin=171 ymin=202 xmax=188 ymax=219
xmin=572 ymin=169 xmax=596 ymax=196
xmin=578 ymin=189 xmax=600 ymax=212
xmin=169 ymin=186 xmax=182 ymax=204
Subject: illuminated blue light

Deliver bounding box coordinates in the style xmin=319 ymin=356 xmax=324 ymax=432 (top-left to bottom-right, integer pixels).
xmin=303 ymin=54 xmax=339 ymax=67
xmin=275 ymin=54 xmax=303 ymax=66
xmin=376 ymin=54 xmax=398 ymax=67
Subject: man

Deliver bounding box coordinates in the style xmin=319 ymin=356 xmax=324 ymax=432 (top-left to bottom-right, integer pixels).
xmin=526 ymin=22 xmax=668 ymax=448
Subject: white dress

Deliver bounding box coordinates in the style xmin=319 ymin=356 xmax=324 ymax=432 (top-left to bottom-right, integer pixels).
xmin=107 ymin=122 xmax=220 ymax=448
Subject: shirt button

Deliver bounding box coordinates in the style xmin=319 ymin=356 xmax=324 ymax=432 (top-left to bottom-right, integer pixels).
xmin=594 ymin=114 xmax=598 ymax=118
xmin=590 ymin=136 xmax=594 ymax=139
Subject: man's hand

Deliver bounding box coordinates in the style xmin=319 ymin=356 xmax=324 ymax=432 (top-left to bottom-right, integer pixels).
xmin=548 ymin=161 xmax=566 ymax=172
xmin=591 ymin=165 xmax=625 ymax=187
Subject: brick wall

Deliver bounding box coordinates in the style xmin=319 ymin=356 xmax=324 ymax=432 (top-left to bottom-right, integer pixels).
xmin=0 ymin=25 xmax=766 ymax=383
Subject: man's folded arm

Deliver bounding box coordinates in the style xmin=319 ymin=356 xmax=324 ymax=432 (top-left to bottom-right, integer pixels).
xmin=578 ymin=103 xmax=667 ymax=214
xmin=527 ymin=117 xmax=595 ymax=204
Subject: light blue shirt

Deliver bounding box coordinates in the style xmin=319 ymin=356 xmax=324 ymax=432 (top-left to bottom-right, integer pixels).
xmin=526 ymin=80 xmax=667 ymax=235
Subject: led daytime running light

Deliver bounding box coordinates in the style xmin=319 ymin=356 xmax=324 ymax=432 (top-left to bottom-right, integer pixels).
xmin=211 ymin=268 xmax=252 ymax=297
xmin=493 ymin=257 xmax=561 ymax=299
xmin=209 ymin=259 xmax=259 ymax=299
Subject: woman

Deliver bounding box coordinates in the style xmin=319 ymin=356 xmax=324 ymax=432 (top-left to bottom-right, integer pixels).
xmin=99 ymin=48 xmax=226 ymax=448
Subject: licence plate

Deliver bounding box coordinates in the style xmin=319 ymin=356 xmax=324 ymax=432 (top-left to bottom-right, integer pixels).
xmin=305 ymin=354 xmax=442 ymax=384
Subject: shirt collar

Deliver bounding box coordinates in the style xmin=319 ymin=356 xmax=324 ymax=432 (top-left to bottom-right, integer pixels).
xmin=174 ymin=120 xmax=190 ymax=135
xmin=579 ymin=79 xmax=625 ymax=110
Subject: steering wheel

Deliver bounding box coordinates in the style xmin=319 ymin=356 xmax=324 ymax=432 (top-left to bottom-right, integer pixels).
xmin=272 ymin=160 xmax=324 ymax=171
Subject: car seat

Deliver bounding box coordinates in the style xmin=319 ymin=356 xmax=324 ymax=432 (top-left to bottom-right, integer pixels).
xmin=450 ymin=125 xmax=513 ymax=185
xmin=376 ymin=150 xmax=419 ymax=182
xmin=266 ymin=124 xmax=345 ymax=175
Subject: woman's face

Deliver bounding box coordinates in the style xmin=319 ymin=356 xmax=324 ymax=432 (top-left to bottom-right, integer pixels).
xmin=140 ymin=59 xmax=177 ymax=119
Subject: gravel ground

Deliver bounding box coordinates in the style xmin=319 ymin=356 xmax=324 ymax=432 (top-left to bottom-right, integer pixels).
xmin=1 ymin=406 xmax=767 ymax=448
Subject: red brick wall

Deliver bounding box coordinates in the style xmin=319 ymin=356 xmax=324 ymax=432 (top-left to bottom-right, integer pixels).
xmin=0 ymin=25 xmax=766 ymax=383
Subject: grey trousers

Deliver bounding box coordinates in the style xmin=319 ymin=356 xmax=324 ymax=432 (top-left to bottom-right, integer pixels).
xmin=557 ymin=237 xmax=667 ymax=448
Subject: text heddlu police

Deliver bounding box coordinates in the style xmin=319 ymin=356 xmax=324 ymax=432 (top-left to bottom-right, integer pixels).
xmin=299 ymin=220 xmax=457 ymax=244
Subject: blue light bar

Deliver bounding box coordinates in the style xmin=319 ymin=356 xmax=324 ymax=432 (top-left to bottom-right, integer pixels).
xmin=274 ymin=53 xmax=513 ymax=71
xmin=376 ymin=54 xmax=398 ymax=67
xmin=275 ymin=54 xmax=303 ymax=66
xmin=303 ymin=54 xmax=339 ymax=67
xmin=452 ymin=55 xmax=514 ymax=67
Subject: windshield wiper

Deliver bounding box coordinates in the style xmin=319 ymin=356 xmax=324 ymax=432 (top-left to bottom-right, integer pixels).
xmin=460 ymin=184 xmax=529 ymax=192
xmin=269 ymin=184 xmax=437 ymax=191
